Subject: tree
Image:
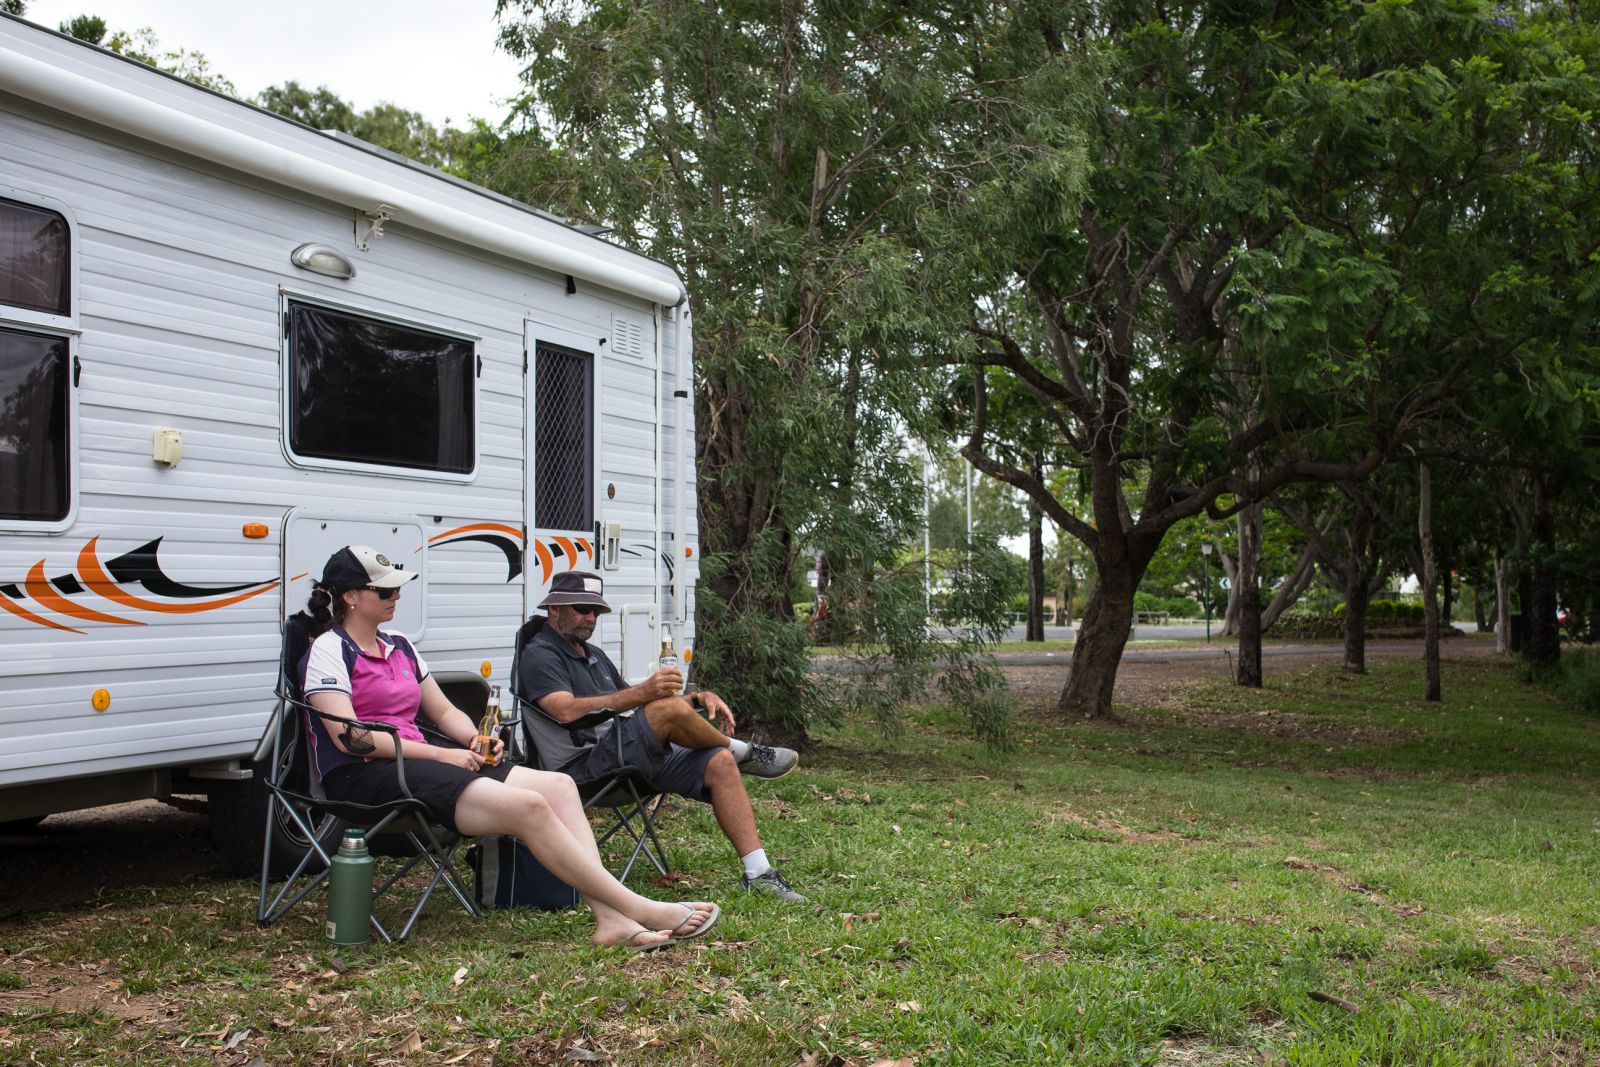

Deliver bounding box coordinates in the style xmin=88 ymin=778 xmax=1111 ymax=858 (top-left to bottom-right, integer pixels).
xmin=2 ymin=1 xmax=25 ymax=16
xmin=493 ymin=1 xmax=997 ymax=738
xmin=256 ymin=81 xmax=497 ymax=174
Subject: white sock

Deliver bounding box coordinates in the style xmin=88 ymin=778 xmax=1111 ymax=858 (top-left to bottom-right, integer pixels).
xmin=727 ymin=738 xmax=751 ymax=761
xmin=741 ymin=849 xmax=770 ymax=879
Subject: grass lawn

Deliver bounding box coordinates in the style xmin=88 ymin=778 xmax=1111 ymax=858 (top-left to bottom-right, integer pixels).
xmin=3 ymin=654 xmax=1597 ymax=1065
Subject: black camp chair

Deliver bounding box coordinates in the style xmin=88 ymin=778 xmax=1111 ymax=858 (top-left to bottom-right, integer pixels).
xmin=510 ymin=616 xmax=673 ymax=882
xmin=256 ymin=614 xmax=487 ymax=942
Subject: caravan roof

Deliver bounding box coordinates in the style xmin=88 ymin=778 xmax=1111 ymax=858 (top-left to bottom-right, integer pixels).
xmin=0 ymin=12 xmax=686 ymax=307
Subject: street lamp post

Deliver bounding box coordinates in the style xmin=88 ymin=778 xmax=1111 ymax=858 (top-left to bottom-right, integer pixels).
xmin=1201 ymin=541 xmax=1213 ymax=643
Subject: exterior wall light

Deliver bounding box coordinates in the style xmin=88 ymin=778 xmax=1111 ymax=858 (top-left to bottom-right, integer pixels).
xmin=290 ymin=243 xmax=356 ymax=279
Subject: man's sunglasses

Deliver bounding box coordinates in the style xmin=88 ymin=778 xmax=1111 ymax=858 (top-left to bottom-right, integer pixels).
xmin=365 ymin=586 xmax=401 ymax=600
xmin=568 ymin=605 xmax=602 ymax=617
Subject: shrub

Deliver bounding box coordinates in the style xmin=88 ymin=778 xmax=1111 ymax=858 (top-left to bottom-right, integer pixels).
xmin=1556 ymin=648 xmax=1600 ymax=715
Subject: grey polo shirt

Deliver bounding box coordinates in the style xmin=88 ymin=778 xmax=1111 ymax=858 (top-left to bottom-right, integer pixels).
xmin=517 ymin=624 xmax=633 ymax=772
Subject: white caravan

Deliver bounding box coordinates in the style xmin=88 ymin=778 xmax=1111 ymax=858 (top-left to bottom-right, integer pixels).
xmin=0 ymin=15 xmax=699 ymax=869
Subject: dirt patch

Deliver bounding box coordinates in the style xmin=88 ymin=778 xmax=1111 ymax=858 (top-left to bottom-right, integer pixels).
xmin=0 ymin=957 xmax=167 ymax=1025
xmin=1280 ymin=856 xmax=1425 ymax=918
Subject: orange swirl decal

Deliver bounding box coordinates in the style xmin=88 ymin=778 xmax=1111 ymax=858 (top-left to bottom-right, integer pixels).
xmin=532 ymin=538 xmax=556 ymax=584
xmin=429 ymin=523 xmax=526 ymax=582
xmin=26 ymin=561 xmax=143 ymax=626
xmin=0 ymin=535 xmax=279 ymax=635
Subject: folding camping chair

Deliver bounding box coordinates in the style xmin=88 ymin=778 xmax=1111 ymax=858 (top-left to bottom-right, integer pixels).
xmin=256 ymin=615 xmax=486 ymax=942
xmin=509 ymin=616 xmax=673 ymax=883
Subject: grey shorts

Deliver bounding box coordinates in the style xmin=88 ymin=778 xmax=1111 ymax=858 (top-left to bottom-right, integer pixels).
xmin=575 ymin=712 xmax=720 ymax=803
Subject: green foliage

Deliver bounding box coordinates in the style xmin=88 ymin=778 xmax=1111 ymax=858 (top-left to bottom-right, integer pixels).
xmin=59 ymin=15 xmax=104 ymax=43
xmin=1333 ymin=601 xmax=1428 ymax=627
xmin=255 ymin=81 xmax=500 ymax=174
xmin=1 ymin=0 xmax=24 ymax=16
xmin=1550 ymin=647 xmax=1600 ymax=716
xmin=103 ymin=26 xmax=235 ymax=94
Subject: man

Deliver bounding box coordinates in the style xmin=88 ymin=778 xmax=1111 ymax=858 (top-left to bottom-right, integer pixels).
xmin=516 ymin=571 xmax=806 ymax=902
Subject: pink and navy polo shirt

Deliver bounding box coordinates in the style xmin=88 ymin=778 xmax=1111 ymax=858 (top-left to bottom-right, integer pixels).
xmin=302 ymin=627 xmax=431 ymax=779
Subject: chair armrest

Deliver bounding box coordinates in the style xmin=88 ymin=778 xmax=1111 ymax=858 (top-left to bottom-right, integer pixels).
xmin=281 ymin=688 xmax=421 ymax=800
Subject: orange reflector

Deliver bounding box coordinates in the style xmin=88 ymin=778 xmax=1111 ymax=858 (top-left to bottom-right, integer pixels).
xmin=685 ymin=546 xmax=694 ymax=558
xmin=91 ymin=688 xmax=111 ymax=712
xmin=480 ymin=661 xmax=492 ymax=678
xmin=242 ymin=522 xmax=269 ymax=539
xmin=683 ymin=648 xmax=692 ymax=662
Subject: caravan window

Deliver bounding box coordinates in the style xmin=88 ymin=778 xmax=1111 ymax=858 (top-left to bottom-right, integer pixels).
xmin=0 ymin=198 xmax=70 ymax=316
xmin=287 ymin=301 xmax=476 ymax=475
xmin=0 ymin=328 xmax=70 ymax=522
xmin=0 ymin=196 xmax=73 ymax=525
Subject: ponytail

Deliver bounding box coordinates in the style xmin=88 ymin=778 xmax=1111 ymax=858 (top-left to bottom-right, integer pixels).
xmin=298 ymin=583 xmax=349 ymax=640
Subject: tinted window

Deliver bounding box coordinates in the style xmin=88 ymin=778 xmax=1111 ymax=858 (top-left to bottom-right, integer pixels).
xmin=288 ymin=302 xmax=475 ymax=474
xmin=0 ymin=198 xmax=70 ymax=316
xmin=0 ymin=327 xmax=70 ymax=522
xmin=534 ymin=341 xmax=593 ymax=530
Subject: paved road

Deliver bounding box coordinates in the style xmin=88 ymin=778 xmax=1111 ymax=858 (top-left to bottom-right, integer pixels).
xmin=981 ymin=621 xmax=1480 ymax=643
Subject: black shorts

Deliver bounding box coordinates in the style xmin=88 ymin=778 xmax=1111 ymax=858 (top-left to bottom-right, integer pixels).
xmin=576 ymin=712 xmax=720 ymax=803
xmin=322 ymin=757 xmax=516 ymax=834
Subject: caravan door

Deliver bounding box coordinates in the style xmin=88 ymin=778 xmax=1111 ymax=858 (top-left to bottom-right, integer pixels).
xmin=523 ymin=319 xmax=600 ymax=615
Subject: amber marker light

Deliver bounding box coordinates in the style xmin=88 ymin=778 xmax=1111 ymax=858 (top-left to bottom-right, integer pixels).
xmin=683 ymin=648 xmax=692 ymax=662
xmin=685 ymin=546 xmax=694 ymax=558
xmin=480 ymin=661 xmax=492 ymax=678
xmin=242 ymin=522 xmax=269 ymax=539
xmin=91 ymin=689 xmax=111 ymax=712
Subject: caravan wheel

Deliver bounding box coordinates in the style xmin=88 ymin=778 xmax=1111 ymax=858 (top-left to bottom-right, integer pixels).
xmin=207 ymin=762 xmax=341 ymax=877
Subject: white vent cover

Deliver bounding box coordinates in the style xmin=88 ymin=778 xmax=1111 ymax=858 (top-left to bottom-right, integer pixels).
xmin=611 ymin=314 xmax=646 ymax=360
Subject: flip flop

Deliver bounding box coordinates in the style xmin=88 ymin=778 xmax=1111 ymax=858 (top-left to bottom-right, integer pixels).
xmin=623 ymin=929 xmax=676 ymax=954
xmin=668 ymin=901 xmax=721 ymax=942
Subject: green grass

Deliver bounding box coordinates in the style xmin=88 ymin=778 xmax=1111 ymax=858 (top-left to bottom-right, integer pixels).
xmin=3 ymin=655 xmax=1597 ymax=1065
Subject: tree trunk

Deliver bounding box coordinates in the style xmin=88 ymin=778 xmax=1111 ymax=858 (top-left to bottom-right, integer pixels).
xmin=1262 ymin=542 xmax=1316 ymax=631
xmin=1418 ymin=462 xmax=1441 ymax=702
xmin=1219 ymin=548 xmax=1241 ymax=636
xmin=1057 ymin=555 xmax=1141 ymax=719
xmin=1525 ymin=475 xmax=1561 ymax=667
xmin=1055 ymin=561 xmax=1070 ymax=626
xmin=1495 ymin=552 xmax=1512 ymax=656
xmin=1440 ymin=547 xmax=1454 ymax=628
xmin=1342 ymin=567 xmax=1370 ymax=673
xmin=1236 ymin=503 xmax=1264 ymax=687
xmin=1026 ymin=462 xmax=1045 ymax=641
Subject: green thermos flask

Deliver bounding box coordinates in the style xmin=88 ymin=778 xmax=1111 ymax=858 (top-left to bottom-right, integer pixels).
xmin=326 ymin=828 xmax=374 ymax=945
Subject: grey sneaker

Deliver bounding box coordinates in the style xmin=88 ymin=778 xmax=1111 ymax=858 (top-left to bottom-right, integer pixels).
xmin=738 ymin=742 xmax=798 ymax=779
xmin=743 ymin=867 xmax=807 ymax=903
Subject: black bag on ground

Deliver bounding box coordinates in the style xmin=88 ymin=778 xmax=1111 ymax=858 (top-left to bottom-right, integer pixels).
xmin=471 ymin=835 xmax=579 ymax=910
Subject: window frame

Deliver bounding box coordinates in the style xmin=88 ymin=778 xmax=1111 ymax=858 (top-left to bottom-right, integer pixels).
xmin=0 ymin=189 xmax=80 ymax=534
xmin=278 ymin=292 xmax=482 ymax=484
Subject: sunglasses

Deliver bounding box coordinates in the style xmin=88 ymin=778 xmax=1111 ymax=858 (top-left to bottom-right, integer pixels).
xmin=568 ymin=605 xmax=602 ymax=617
xmin=365 ymin=586 xmax=401 ymax=600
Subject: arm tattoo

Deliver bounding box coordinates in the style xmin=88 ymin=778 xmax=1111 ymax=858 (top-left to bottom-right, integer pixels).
xmin=340 ymin=722 xmax=377 ymax=755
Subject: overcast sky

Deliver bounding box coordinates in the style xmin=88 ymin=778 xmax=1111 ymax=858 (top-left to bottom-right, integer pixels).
xmin=19 ymin=0 xmax=525 ymax=127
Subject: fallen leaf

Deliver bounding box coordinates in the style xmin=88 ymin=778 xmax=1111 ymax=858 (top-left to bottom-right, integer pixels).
xmin=451 ymin=966 xmax=469 ymax=986
xmin=442 ymin=1047 xmax=481 ymax=1063
xmin=565 ymin=1048 xmax=605 ymax=1062
xmin=223 ymin=1029 xmax=250 ymax=1050
xmin=870 ymin=1059 xmax=916 ymax=1067
xmin=891 ymin=825 xmax=902 ymax=835
xmin=394 ymin=1029 xmax=423 ymax=1055
xmin=897 ymin=1000 xmax=921 ymax=1013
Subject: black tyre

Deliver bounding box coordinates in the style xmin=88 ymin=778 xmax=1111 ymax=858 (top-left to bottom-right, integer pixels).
xmin=0 ymin=815 xmax=47 ymax=834
xmin=208 ymin=759 xmax=341 ymax=878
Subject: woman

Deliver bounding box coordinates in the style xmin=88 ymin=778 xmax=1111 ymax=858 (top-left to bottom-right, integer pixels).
xmin=299 ymin=545 xmax=718 ymax=951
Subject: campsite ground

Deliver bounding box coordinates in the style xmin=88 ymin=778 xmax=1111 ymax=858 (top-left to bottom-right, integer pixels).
xmin=3 ymin=635 xmax=1595 ymax=1065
